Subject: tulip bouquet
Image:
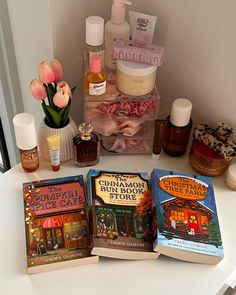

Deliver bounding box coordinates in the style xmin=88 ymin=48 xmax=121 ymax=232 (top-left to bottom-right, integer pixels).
xmin=30 ymin=59 xmax=75 ymax=128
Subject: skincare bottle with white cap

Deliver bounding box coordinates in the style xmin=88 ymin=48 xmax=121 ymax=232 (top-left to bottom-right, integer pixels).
xmin=162 ymin=98 xmax=193 ymax=156
xmin=13 ymin=113 xmax=39 ymax=172
xmin=84 ymin=16 xmax=105 ymax=74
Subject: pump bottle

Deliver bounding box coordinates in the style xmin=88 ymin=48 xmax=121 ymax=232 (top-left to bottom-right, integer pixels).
xmin=105 ymin=0 xmax=132 ymax=72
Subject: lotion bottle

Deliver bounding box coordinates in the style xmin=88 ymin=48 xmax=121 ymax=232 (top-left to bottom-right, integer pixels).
xmin=105 ymin=0 xmax=132 ymax=72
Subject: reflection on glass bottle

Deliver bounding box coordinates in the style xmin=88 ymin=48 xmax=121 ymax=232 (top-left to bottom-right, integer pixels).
xmin=73 ymin=122 xmax=99 ymax=167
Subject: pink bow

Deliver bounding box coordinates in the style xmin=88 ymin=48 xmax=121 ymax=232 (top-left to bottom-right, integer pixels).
xmin=92 ymin=118 xmax=144 ymax=137
xmin=109 ymin=139 xmax=150 ymax=153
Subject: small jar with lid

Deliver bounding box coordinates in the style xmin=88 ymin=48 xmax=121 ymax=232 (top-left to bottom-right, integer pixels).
xmin=116 ymin=60 xmax=157 ymax=96
xmin=73 ymin=122 xmax=99 ymax=167
xmin=13 ymin=113 xmax=39 ymax=172
xmin=189 ymin=122 xmax=236 ymax=176
xmin=225 ymin=163 xmax=236 ymax=190
xmin=189 ymin=139 xmax=230 ymax=176
xmin=162 ymin=98 xmax=193 ymax=156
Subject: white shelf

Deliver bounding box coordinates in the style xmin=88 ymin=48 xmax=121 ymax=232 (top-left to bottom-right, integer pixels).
xmin=0 ymin=153 xmax=235 ymax=295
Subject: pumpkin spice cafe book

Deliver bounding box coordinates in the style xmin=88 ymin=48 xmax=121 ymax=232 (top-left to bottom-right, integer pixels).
xmin=151 ymin=168 xmax=224 ymax=265
xmin=86 ymin=169 xmax=159 ymax=260
xmin=22 ymin=175 xmax=98 ymax=274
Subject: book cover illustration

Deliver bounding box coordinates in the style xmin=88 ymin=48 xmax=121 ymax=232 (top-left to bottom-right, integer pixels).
xmin=23 ymin=175 xmax=95 ymax=272
xmin=87 ymin=169 xmax=155 ymax=254
xmin=151 ymin=169 xmax=224 ymax=260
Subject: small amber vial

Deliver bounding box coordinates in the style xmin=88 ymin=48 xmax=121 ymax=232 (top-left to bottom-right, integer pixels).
xmin=13 ymin=113 xmax=39 ymax=173
xmin=73 ymin=122 xmax=99 ymax=167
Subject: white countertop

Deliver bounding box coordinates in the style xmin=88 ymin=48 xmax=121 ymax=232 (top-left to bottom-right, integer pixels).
xmin=0 ymin=153 xmax=235 ymax=295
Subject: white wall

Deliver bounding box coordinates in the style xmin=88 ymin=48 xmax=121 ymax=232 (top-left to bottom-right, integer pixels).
xmin=131 ymin=0 xmax=236 ymax=131
xmin=49 ymin=0 xmax=113 ymax=125
xmin=7 ymin=0 xmax=53 ymax=130
xmin=7 ymin=0 xmax=236 ymax=133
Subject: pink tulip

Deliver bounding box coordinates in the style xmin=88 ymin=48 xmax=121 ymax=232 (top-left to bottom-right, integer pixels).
xmin=30 ymin=79 xmax=47 ymax=100
xmin=53 ymin=89 xmax=69 ymax=108
xmin=38 ymin=61 xmax=55 ymax=84
xmin=50 ymin=59 xmax=63 ymax=82
xmin=57 ymin=81 xmax=72 ymax=97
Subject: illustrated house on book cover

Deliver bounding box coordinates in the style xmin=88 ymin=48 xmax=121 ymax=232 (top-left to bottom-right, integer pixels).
xmin=87 ymin=169 xmax=159 ymax=260
xmin=151 ymin=169 xmax=224 ymax=264
xmin=23 ymin=175 xmax=98 ymax=274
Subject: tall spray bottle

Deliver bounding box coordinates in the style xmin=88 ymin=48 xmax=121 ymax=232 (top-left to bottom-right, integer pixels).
xmin=105 ymin=0 xmax=132 ymax=74
xmin=84 ymin=16 xmax=105 ymax=75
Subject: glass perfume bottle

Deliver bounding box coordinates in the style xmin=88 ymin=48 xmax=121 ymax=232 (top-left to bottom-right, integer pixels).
xmin=84 ymin=54 xmax=107 ymax=96
xmin=162 ymin=98 xmax=192 ymax=156
xmin=73 ymin=122 xmax=99 ymax=167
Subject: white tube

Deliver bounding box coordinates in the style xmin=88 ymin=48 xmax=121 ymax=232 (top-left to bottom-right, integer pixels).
xmin=47 ymin=134 xmax=60 ymax=171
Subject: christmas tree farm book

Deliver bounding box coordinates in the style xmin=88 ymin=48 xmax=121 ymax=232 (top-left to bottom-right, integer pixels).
xmin=23 ymin=175 xmax=98 ymax=274
xmin=151 ymin=168 xmax=224 ymax=265
xmin=86 ymin=169 xmax=159 ymax=260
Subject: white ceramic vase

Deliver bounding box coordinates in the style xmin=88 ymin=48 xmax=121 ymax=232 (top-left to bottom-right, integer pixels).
xmin=38 ymin=117 xmax=78 ymax=162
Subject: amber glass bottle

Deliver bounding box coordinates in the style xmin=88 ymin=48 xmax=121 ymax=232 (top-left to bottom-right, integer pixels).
xmin=73 ymin=122 xmax=99 ymax=167
xmin=13 ymin=113 xmax=39 ymax=172
xmin=84 ymin=54 xmax=106 ymax=96
xmin=163 ymin=98 xmax=192 ymax=156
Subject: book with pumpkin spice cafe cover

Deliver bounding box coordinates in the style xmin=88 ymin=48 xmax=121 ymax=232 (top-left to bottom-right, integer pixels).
xmin=22 ymin=175 xmax=98 ymax=274
xmin=86 ymin=169 xmax=159 ymax=260
xmin=151 ymin=169 xmax=224 ymax=265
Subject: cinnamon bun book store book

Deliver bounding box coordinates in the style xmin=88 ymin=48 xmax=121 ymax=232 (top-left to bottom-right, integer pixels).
xmin=87 ymin=169 xmax=159 ymax=260
xmin=22 ymin=175 xmax=98 ymax=274
xmin=151 ymin=169 xmax=224 ymax=265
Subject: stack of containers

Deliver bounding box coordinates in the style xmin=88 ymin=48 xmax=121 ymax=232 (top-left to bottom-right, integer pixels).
xmin=83 ymin=3 xmax=164 ymax=154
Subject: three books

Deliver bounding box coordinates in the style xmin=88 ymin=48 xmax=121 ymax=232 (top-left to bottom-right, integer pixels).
xmin=22 ymin=169 xmax=224 ymax=273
